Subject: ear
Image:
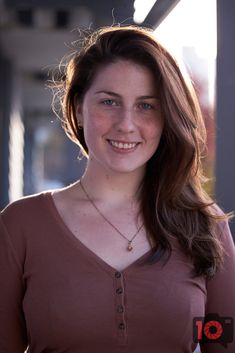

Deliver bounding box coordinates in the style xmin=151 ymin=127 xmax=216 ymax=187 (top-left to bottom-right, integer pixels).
xmin=75 ymin=103 xmax=83 ymax=127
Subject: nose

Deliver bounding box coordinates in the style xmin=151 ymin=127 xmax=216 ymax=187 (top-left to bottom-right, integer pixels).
xmin=115 ymin=108 xmax=135 ymax=133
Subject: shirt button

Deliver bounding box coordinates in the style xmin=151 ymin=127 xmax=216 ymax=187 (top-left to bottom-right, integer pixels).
xmin=119 ymin=323 xmax=125 ymax=330
xmin=115 ymin=271 xmax=122 ymax=278
xmin=117 ymin=305 xmax=124 ymax=313
xmin=116 ymin=287 xmax=123 ymax=294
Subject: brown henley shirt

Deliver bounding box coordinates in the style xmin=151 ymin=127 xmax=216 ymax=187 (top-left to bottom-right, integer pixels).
xmin=0 ymin=192 xmax=235 ymax=353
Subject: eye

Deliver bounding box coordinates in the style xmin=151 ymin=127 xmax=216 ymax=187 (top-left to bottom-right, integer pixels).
xmin=102 ymin=99 xmax=118 ymax=106
xmin=139 ymin=102 xmax=153 ymax=110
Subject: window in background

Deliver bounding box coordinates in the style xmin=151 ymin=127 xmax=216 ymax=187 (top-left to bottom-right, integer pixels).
xmin=23 ymin=112 xmax=86 ymax=196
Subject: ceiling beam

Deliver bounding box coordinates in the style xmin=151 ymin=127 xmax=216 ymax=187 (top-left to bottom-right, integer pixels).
xmin=142 ymin=0 xmax=181 ymax=28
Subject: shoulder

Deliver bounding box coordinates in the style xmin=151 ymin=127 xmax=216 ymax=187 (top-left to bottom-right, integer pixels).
xmin=209 ymin=203 xmax=233 ymax=235
xmin=0 ymin=193 xmax=49 ymax=267
xmin=210 ymin=203 xmax=227 ymax=218
xmin=0 ymin=191 xmax=61 ymax=237
xmin=209 ymin=204 xmax=235 ymax=265
xmin=1 ymin=191 xmax=51 ymax=220
xmin=0 ymin=190 xmax=60 ymax=255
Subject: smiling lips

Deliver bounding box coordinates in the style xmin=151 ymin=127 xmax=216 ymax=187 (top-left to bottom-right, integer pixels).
xmin=108 ymin=139 xmax=139 ymax=150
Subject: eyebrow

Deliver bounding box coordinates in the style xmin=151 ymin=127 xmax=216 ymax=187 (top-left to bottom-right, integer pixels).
xmin=95 ymin=90 xmax=120 ymax=97
xmin=95 ymin=90 xmax=158 ymax=100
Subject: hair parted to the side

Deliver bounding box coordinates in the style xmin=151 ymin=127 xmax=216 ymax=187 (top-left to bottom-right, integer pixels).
xmin=52 ymin=25 xmax=232 ymax=278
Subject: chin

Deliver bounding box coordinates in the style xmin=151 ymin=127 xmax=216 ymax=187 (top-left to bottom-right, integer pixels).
xmin=106 ymin=163 xmax=145 ymax=175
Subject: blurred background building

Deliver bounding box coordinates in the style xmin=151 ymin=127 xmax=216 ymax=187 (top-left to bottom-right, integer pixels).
xmin=0 ymin=0 xmax=234 ymax=237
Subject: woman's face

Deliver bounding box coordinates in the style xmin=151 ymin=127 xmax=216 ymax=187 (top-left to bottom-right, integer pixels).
xmin=76 ymin=60 xmax=164 ymax=176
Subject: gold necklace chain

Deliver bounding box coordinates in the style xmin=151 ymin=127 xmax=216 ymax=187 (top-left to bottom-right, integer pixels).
xmin=80 ymin=180 xmax=143 ymax=251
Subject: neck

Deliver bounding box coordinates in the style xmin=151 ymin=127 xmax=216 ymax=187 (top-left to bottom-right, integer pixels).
xmin=80 ymin=161 xmax=145 ymax=205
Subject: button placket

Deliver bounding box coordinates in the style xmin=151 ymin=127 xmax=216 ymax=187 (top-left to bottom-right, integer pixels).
xmin=114 ymin=271 xmax=128 ymax=344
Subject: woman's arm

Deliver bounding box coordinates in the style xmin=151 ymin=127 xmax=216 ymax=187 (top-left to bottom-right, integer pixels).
xmin=200 ymin=220 xmax=235 ymax=353
xmin=0 ymin=216 xmax=28 ymax=353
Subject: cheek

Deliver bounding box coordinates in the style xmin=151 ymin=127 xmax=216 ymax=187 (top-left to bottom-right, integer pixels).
xmin=83 ymin=108 xmax=114 ymax=144
xmin=145 ymin=119 xmax=164 ymax=141
xmin=84 ymin=107 xmax=104 ymax=130
xmin=88 ymin=105 xmax=114 ymax=125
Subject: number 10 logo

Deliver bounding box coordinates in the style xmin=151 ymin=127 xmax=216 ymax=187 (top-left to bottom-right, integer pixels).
xmin=193 ymin=314 xmax=233 ymax=348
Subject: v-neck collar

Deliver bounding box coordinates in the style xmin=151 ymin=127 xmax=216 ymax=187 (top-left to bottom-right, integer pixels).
xmin=43 ymin=192 xmax=153 ymax=277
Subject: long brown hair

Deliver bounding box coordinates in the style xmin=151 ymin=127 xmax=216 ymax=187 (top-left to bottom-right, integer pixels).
xmin=52 ymin=25 xmax=231 ymax=278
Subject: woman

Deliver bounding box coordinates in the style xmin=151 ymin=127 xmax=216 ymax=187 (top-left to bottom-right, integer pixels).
xmin=0 ymin=25 xmax=235 ymax=353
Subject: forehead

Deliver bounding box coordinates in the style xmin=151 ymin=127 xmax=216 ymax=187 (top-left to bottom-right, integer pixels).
xmin=86 ymin=60 xmax=157 ymax=94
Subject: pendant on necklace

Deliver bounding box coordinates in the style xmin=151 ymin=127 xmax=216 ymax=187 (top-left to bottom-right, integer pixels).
xmin=127 ymin=242 xmax=133 ymax=251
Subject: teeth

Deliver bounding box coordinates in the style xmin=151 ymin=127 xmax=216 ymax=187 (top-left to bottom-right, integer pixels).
xmin=109 ymin=140 xmax=137 ymax=149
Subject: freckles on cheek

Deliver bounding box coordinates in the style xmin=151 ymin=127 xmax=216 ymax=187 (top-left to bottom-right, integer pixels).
xmin=87 ymin=106 xmax=111 ymax=125
xmin=85 ymin=116 xmax=110 ymax=137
